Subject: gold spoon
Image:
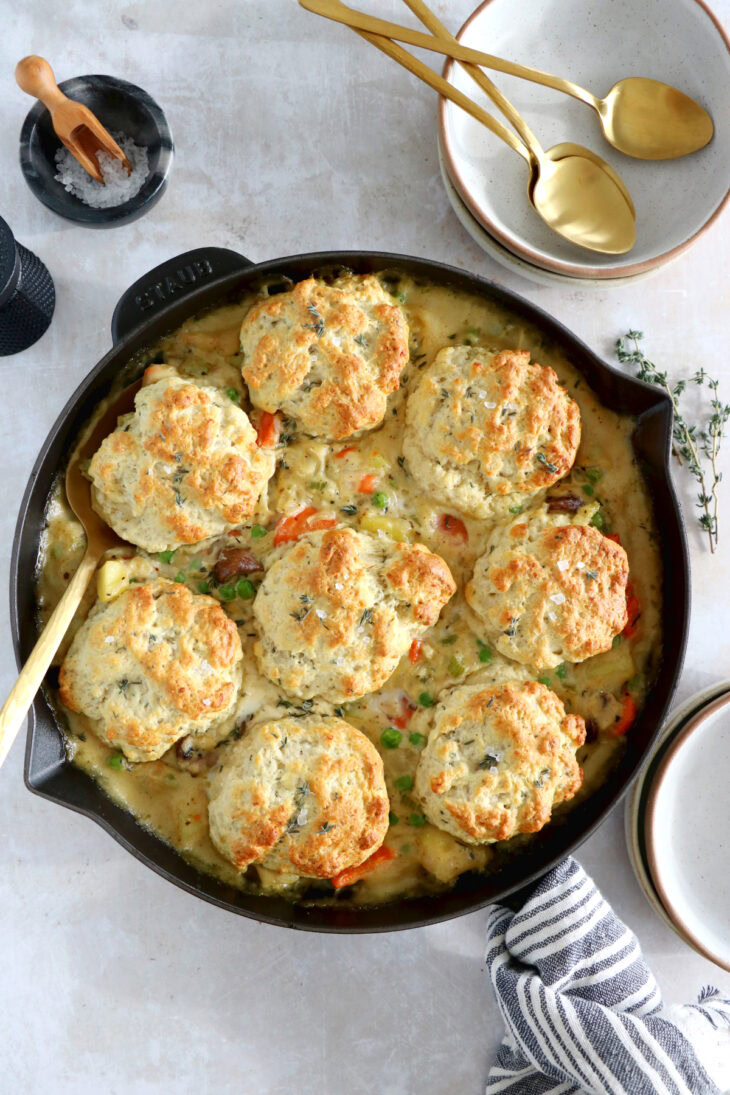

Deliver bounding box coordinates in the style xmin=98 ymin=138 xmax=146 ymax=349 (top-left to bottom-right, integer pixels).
xmin=400 ymin=0 xmax=633 ymax=218
xmin=302 ymin=0 xmax=713 ymax=161
xmin=0 ymin=381 xmax=141 ymax=770
xmin=301 ymin=0 xmax=636 ymax=253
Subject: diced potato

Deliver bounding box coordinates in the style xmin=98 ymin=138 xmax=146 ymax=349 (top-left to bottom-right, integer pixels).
xmin=575 ymin=639 xmax=635 ymax=692
xmin=255 ymin=865 xmax=300 ymax=892
xmin=368 ymin=453 xmax=390 ymax=469
xmin=359 ymin=513 xmax=411 ymax=542
xmin=96 ymin=559 xmax=130 ymax=603
xmin=571 ymin=501 xmax=599 ymax=527
xmin=417 ymin=826 xmax=488 ymax=884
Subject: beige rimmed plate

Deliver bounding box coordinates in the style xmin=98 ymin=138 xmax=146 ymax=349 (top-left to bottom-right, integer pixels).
xmin=439 ymin=0 xmax=730 ymax=279
xmin=626 ymin=683 xmax=730 ymax=970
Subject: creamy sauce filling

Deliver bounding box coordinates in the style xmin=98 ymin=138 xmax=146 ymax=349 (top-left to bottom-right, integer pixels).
xmin=35 ymin=275 xmax=662 ymax=906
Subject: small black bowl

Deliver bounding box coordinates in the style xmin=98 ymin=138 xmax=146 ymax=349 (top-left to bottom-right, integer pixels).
xmin=19 ymin=74 xmax=174 ymax=228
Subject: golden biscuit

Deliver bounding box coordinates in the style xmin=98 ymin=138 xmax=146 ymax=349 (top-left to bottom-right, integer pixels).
xmin=253 ymin=526 xmax=456 ymax=701
xmin=59 ymin=579 xmax=243 ymax=762
xmin=466 ymin=505 xmax=629 ymax=669
xmin=240 ymin=274 xmax=408 ymax=439
xmin=89 ymin=375 xmax=275 ymax=552
xmin=403 ymin=346 xmax=581 ymax=519
xmin=414 ymin=680 xmax=585 ymax=844
xmin=208 ymin=715 xmax=389 ymax=877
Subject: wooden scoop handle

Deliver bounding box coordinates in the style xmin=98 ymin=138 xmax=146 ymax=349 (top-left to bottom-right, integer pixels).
xmin=15 ymin=55 xmax=68 ymax=110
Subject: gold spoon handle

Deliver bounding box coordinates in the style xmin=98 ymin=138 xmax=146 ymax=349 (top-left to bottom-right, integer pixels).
xmin=301 ymin=0 xmax=545 ymax=164
xmin=401 ymin=0 xmax=546 ymax=163
xmin=0 ymin=548 xmax=99 ymax=770
xmin=299 ymin=0 xmax=598 ymax=111
xmin=345 ymin=24 xmax=530 ymax=161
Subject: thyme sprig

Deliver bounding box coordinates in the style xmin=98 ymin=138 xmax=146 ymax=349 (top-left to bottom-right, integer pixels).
xmin=616 ymin=330 xmax=729 ymax=553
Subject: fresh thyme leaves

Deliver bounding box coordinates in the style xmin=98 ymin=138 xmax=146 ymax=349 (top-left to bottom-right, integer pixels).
xmin=536 ymin=451 xmax=559 ymax=475
xmin=340 ymin=503 xmax=358 ymax=516
xmin=617 ymin=330 xmax=729 ymax=552
xmin=360 ymin=607 xmax=373 ymax=626
xmin=477 ymin=753 xmax=498 ymax=771
xmin=305 ymin=302 xmax=325 ymax=337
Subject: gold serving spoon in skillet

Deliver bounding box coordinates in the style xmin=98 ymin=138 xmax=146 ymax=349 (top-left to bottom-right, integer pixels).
xmin=0 ymin=380 xmax=141 ymax=770
xmin=302 ymin=0 xmax=713 ymax=160
xmin=301 ymin=0 xmax=636 ymax=253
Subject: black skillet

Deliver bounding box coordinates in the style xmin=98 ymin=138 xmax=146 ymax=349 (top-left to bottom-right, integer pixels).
xmin=10 ymin=247 xmax=689 ymax=932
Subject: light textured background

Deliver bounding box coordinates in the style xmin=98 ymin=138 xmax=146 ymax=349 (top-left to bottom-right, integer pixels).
xmin=1 ymin=2 xmax=729 ymax=1093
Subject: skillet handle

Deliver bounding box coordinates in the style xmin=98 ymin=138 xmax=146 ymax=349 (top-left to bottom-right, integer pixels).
xmin=110 ymin=247 xmax=254 ymax=344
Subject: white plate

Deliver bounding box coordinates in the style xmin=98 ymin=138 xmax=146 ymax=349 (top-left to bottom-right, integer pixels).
xmin=643 ymin=687 xmax=730 ymax=971
xmin=625 ymin=683 xmax=730 ymax=948
xmin=439 ymin=0 xmax=730 ymax=278
xmin=438 ymin=136 xmax=667 ymax=288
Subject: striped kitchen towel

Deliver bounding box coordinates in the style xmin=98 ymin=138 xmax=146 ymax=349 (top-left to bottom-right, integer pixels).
xmin=485 ymin=857 xmax=730 ymax=1094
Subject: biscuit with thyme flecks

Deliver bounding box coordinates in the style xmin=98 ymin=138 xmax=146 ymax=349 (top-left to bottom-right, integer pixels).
xmin=403 ymin=345 xmax=580 ymax=520
xmin=414 ymin=680 xmax=585 ymax=844
xmin=59 ymin=579 xmax=243 ymax=762
xmin=208 ymin=715 xmax=389 ymax=877
xmin=240 ymin=274 xmax=408 ymax=440
xmin=252 ymin=526 xmax=455 ymax=701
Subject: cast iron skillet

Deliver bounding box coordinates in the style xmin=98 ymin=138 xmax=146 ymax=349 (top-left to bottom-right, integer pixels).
xmin=10 ymin=247 xmax=689 ymax=932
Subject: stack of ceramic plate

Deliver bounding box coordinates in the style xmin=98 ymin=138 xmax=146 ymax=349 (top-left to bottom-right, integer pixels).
xmin=438 ymin=0 xmax=729 ymax=286
xmin=625 ymin=683 xmax=730 ymax=972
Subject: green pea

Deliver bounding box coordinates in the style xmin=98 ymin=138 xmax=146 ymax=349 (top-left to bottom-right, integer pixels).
xmin=419 ymin=691 xmax=434 ymax=707
xmin=372 ymin=491 xmax=389 ymax=511
xmin=236 ymin=579 xmax=256 ymax=600
xmin=107 ymin=752 xmax=124 ymax=770
xmin=157 ymin=550 xmax=175 ymax=564
xmin=218 ymin=584 xmax=236 ymax=602
xmin=388 ymin=811 xmax=400 ymax=826
xmin=394 ymin=774 xmax=414 ymax=793
xmin=585 ymin=467 xmax=603 ymax=484
xmin=380 ymin=727 xmax=402 ymax=749
xmin=477 ymin=640 xmax=492 ymax=663
xmin=590 ymin=511 xmax=606 ymax=530
xmin=197 ymin=580 xmax=210 ymax=594
xmin=582 ymin=484 xmax=595 ymax=497
xmin=509 ymin=505 xmax=523 ymax=515
xmin=409 ymin=813 xmax=427 ymax=828
xmin=409 ymin=731 xmax=427 ymax=748
xmin=226 ymin=387 xmax=241 ymax=403
xmin=251 ymin=525 xmax=268 ymax=539
xmin=448 ymin=655 xmax=465 ymax=678
xmin=612 ymin=634 xmax=622 ymax=649
xmin=556 ymin=663 xmax=568 ymax=680
xmin=538 ymin=675 xmax=552 ymax=687
xmin=173 ymin=572 xmax=186 ymax=584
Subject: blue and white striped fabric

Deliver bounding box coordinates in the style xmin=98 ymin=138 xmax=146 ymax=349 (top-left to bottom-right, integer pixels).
xmin=485 ymin=857 xmax=730 ymax=1094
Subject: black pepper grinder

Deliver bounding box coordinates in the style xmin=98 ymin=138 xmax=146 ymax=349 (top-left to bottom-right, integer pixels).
xmin=0 ymin=215 xmax=55 ymax=355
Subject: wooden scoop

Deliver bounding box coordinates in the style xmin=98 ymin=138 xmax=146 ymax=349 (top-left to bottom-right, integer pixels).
xmin=0 ymin=379 xmax=141 ymax=771
xmin=15 ymin=55 xmax=131 ymax=183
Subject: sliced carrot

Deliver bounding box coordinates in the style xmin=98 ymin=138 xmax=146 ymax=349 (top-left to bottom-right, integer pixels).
xmin=613 ymin=694 xmax=637 ymax=736
xmin=391 ymin=695 xmax=417 ymax=729
xmin=256 ymin=410 xmax=281 ymax=448
xmin=331 ymin=845 xmax=396 ymax=890
xmin=437 ymin=513 xmax=468 ymax=542
xmin=335 ymin=446 xmax=357 ymax=459
xmin=409 ymin=639 xmax=423 ymax=665
xmin=358 ymin=473 xmax=377 ymax=494
xmin=623 ymin=581 xmax=640 ymax=638
xmin=273 ymin=506 xmax=337 ymax=546
xmin=605 ymin=532 xmax=622 ymax=545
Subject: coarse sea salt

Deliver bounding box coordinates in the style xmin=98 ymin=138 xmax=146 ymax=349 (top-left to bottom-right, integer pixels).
xmin=54 ymin=132 xmax=149 ymax=209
